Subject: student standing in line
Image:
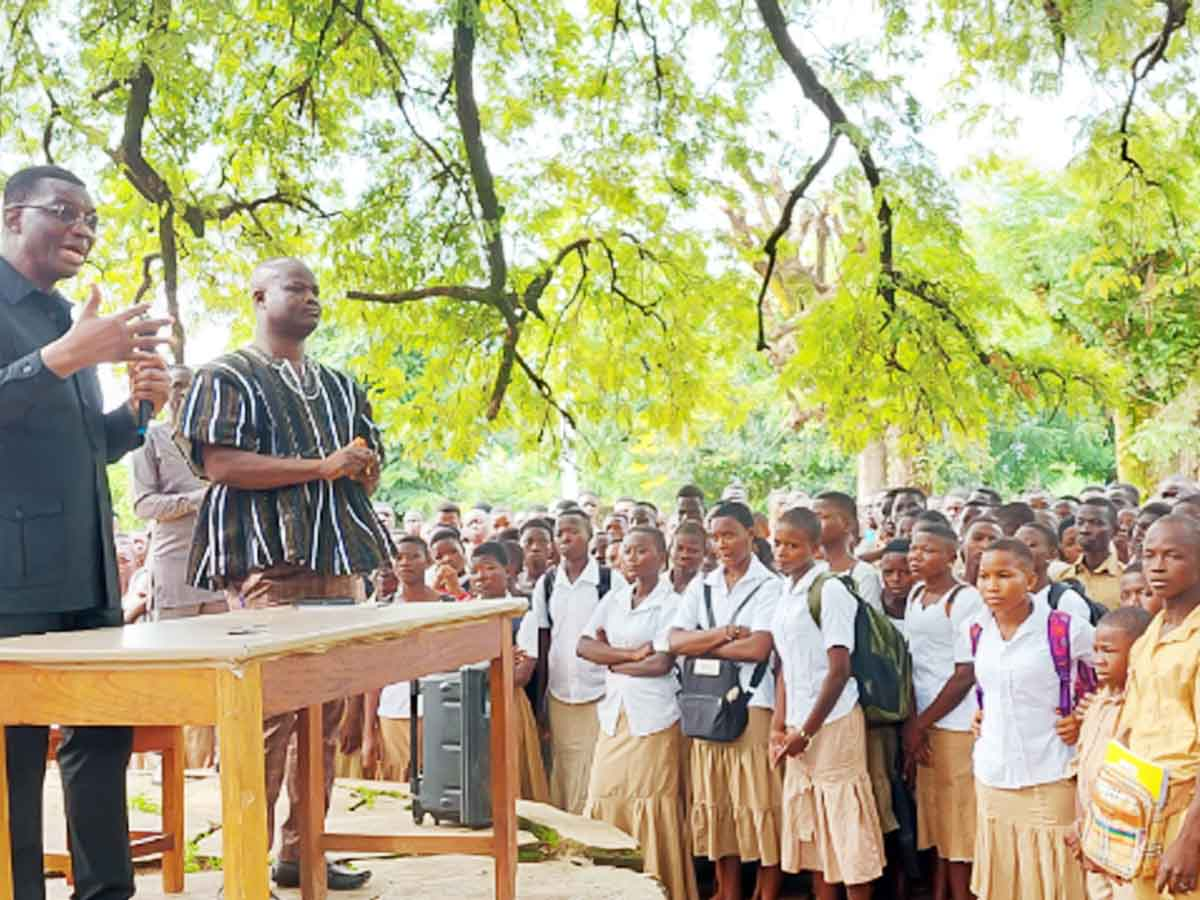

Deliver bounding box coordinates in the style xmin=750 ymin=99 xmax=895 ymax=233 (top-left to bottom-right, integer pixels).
xmin=578 ymin=527 xmax=698 ymax=900
xmin=879 ymin=539 xmax=914 ymax=630
xmin=966 ymin=539 xmax=1093 ymax=900
xmin=1115 ymin=516 xmax=1200 ymax=900
xmin=962 ymin=519 xmax=1004 ymax=585
xmin=668 ymin=520 xmax=707 ymax=594
xmin=515 ymin=517 xmax=554 ymax=596
xmin=526 ymin=510 xmax=625 ymax=813
xmin=903 ymin=524 xmax=983 ymax=900
xmin=1118 ymin=561 xmax=1161 ymax=615
xmin=1066 ymin=605 xmax=1150 ymax=900
xmin=1059 ymin=499 xmax=1124 ymax=611
xmin=814 ymin=491 xmax=884 ymax=611
xmin=362 ymin=536 xmax=446 ymax=782
xmin=470 ymin=542 xmax=550 ymax=803
xmin=770 ymin=507 xmax=884 ymax=899
xmin=668 ymin=501 xmax=784 ymax=900
xmin=1015 ymin=523 xmax=1095 ymax=620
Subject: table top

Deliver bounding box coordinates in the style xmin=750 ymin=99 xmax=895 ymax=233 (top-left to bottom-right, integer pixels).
xmin=0 ymin=599 xmax=526 ymax=667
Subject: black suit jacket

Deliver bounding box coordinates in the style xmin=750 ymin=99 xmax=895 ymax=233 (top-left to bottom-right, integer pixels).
xmin=0 ymin=258 xmax=140 ymax=617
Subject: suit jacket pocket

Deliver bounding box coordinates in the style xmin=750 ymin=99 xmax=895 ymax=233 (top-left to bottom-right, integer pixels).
xmin=0 ymin=496 xmax=66 ymax=587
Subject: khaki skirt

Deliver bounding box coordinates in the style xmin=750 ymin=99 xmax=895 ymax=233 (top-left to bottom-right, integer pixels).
xmin=548 ymin=696 xmax=600 ymax=815
xmin=515 ymin=688 xmax=550 ymax=803
xmin=972 ymin=778 xmax=1086 ymax=900
xmin=916 ymin=727 xmax=976 ymax=861
xmin=781 ymin=706 xmax=885 ymax=886
xmin=690 ymin=706 xmax=782 ymax=866
xmin=585 ymin=712 xmax=699 ymax=900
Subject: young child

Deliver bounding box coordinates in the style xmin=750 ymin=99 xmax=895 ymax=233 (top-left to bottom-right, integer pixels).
xmin=429 ymin=528 xmax=470 ymax=600
xmin=515 ymin=518 xmax=553 ymax=596
xmin=904 ymin=524 xmax=983 ymax=900
xmin=470 ymin=541 xmax=550 ymax=803
xmin=966 ymin=538 xmax=1094 ymax=900
xmin=578 ymin=527 xmax=698 ymax=900
xmin=1116 ymin=515 xmax=1200 ymax=900
xmin=1119 ymin=562 xmax=1160 ymax=615
xmin=814 ymin=491 xmax=884 ymax=611
xmin=363 ymin=536 xmax=445 ymax=781
xmin=769 ymin=506 xmax=884 ymax=899
xmin=1068 ymin=605 xmax=1151 ymax=900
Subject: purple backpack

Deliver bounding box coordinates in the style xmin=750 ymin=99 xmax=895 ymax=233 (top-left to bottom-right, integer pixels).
xmin=969 ymin=609 xmax=1096 ymax=718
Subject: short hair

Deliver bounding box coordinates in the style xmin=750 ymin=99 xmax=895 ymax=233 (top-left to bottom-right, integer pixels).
xmin=815 ymin=491 xmax=858 ymax=522
xmin=519 ymin=517 xmax=553 ymax=538
xmin=672 ymin=520 xmax=707 ymax=543
xmin=914 ymin=509 xmax=952 ymax=529
xmin=778 ymin=506 xmax=821 ymax=543
xmin=502 ymin=540 xmax=524 ymax=570
xmin=983 ymin=537 xmax=1034 ymax=568
xmin=495 ymin=526 xmax=519 ymax=542
xmin=556 ymin=509 xmax=593 ymax=536
xmin=394 ymin=534 xmax=430 ymax=557
xmin=636 ymin=500 xmax=659 ymax=513
xmin=436 ymin=501 xmax=461 ymax=515
xmin=892 ymin=487 xmax=927 ymax=505
xmin=1140 ymin=501 xmax=1173 ymax=519
xmin=1146 ymin=514 xmax=1200 ymax=553
xmin=1057 ymin=495 xmax=1081 ymax=505
xmin=676 ymin=484 xmax=705 ymax=502
xmin=429 ymin=528 xmax=464 ymax=549
xmin=470 ymin=501 xmax=493 ymax=514
xmin=995 ymin=502 xmax=1036 ymax=534
xmin=915 ymin=523 xmax=958 ymax=549
xmin=3 ymin=165 xmax=85 ymax=205
xmin=1109 ymin=482 xmax=1141 ymax=506
xmin=626 ymin=525 xmax=668 ymax=555
xmin=1081 ymin=496 xmax=1118 ymax=527
xmin=973 ymin=487 xmax=1003 ymax=503
xmin=1123 ymin=560 xmax=1143 ymax=575
xmin=709 ymin=501 xmax=755 ymax=532
xmin=1018 ymin=521 xmax=1059 ymax=550
xmin=1099 ymin=605 xmax=1152 ymax=640
xmin=614 ymin=496 xmax=636 ymax=506
xmin=882 ymin=538 xmax=911 ymax=556
xmin=1057 ymin=515 xmax=1076 ymax=540
xmin=471 ymin=541 xmax=509 ymax=568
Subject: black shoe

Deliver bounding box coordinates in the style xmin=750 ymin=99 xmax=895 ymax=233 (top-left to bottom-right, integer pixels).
xmin=272 ymin=859 xmax=372 ymax=891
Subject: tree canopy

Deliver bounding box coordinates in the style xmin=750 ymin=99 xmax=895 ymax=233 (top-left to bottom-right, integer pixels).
xmin=0 ymin=0 xmax=1193 ymax=492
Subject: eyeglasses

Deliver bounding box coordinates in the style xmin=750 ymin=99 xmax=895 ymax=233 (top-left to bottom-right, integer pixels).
xmin=7 ymin=202 xmax=100 ymax=231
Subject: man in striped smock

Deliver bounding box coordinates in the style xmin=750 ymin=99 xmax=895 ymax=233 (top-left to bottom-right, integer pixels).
xmin=177 ymin=256 xmax=393 ymax=891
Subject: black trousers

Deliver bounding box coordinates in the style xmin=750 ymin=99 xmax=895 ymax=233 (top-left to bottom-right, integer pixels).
xmin=1 ymin=610 xmax=134 ymax=900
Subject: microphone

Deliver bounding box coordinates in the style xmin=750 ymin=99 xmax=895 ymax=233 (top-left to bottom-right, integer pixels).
xmin=137 ymin=398 xmax=153 ymax=435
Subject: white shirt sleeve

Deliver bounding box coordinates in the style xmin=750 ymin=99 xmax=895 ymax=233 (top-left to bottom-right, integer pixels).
xmin=949 ymin=587 xmax=985 ymax=648
xmin=1054 ymin=588 xmax=1093 ymax=623
xmin=750 ymin=576 xmax=784 ymax=632
xmin=1069 ymin=612 xmax=1096 ymax=665
xmin=516 ymin=610 xmax=539 ymax=657
xmin=582 ymin=592 xmax=613 ymax=639
xmin=532 ymin=573 xmax=551 ymax=628
xmin=852 ymin=562 xmax=884 ymax=612
xmin=954 ymin=614 xmax=981 ymax=665
xmin=819 ymin=578 xmax=858 ymax=652
xmin=670 ymin=578 xmax=705 ymax=632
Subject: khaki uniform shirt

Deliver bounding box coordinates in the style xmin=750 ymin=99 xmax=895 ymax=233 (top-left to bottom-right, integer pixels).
xmin=1119 ymin=604 xmax=1200 ymax=783
xmin=1057 ymin=549 xmax=1124 ymax=611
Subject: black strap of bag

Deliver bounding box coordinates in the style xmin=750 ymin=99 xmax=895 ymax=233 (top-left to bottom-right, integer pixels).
xmin=702 ymin=581 xmax=771 ymax=690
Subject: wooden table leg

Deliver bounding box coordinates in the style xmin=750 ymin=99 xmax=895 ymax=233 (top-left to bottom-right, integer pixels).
xmin=0 ymin=726 xmax=12 ymax=899
xmin=489 ymin=626 xmax=517 ymax=900
xmin=297 ymin=703 xmax=328 ymax=900
xmin=161 ymin=726 xmax=186 ymax=893
xmin=217 ymin=665 xmax=270 ymax=900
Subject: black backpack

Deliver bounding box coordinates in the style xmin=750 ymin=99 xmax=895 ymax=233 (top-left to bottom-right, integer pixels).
xmin=677 ymin=583 xmax=769 ymax=743
xmin=1047 ymin=578 xmax=1108 ymax=626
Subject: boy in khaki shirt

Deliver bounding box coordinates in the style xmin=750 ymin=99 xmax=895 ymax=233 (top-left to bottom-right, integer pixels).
xmin=1070 ymin=606 xmax=1152 ymax=900
xmin=1117 ymin=516 xmax=1200 ymax=899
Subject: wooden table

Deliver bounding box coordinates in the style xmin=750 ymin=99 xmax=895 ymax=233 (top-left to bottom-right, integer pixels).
xmin=0 ymin=599 xmax=526 ymax=900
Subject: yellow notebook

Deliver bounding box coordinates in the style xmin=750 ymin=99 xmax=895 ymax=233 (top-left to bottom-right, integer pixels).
xmin=1103 ymin=740 xmax=1169 ymax=808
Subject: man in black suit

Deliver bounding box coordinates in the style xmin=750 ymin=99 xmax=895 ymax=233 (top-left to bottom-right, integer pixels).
xmin=0 ymin=164 xmax=172 ymax=899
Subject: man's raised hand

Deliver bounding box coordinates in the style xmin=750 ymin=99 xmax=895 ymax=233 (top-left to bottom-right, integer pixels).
xmin=42 ymin=285 xmax=174 ymax=378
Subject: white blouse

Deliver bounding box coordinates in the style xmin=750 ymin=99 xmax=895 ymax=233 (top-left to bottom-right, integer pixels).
xmin=960 ymin=602 xmax=1095 ymax=789
xmin=770 ymin=562 xmax=859 ymax=729
xmin=582 ymin=579 xmax=681 ymax=737
xmin=665 ymin=554 xmax=783 ymax=711
xmin=904 ymin=583 xmax=983 ymax=732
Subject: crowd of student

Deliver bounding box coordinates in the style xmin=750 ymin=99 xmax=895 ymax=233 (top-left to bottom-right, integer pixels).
xmin=294 ymin=476 xmax=1197 ymax=900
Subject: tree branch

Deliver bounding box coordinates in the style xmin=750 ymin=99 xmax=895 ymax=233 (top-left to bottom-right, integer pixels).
xmin=753 ymin=130 xmax=839 ymax=350
xmin=346 ymin=284 xmax=494 ymax=305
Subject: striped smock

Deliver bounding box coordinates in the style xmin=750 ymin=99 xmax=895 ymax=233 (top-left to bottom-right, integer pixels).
xmin=177 ymin=346 xmax=393 ymax=589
